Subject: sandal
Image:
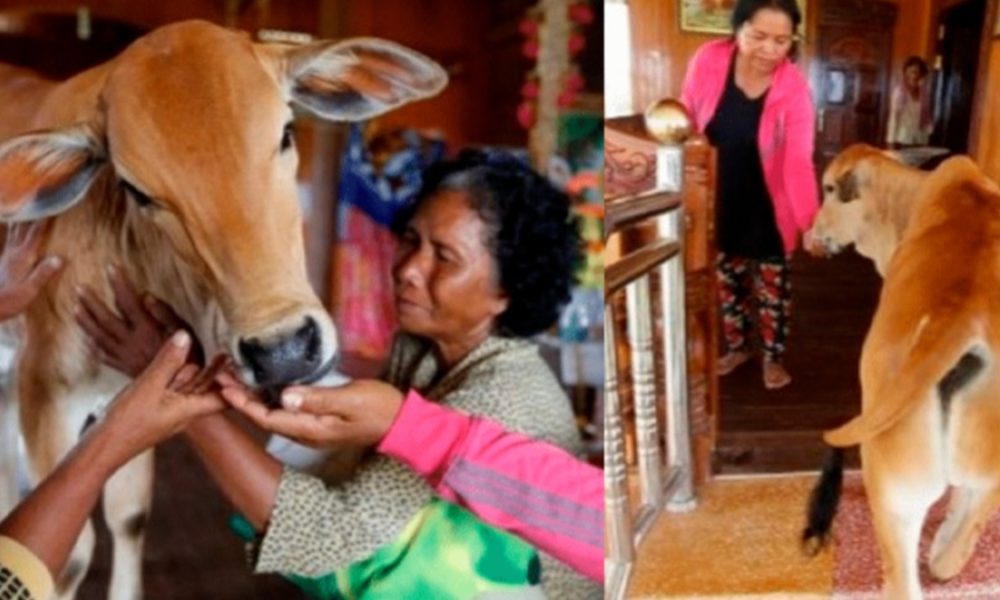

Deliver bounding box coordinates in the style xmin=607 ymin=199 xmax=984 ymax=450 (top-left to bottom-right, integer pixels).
xmin=717 ymin=351 xmax=750 ymax=375
xmin=763 ymin=360 xmax=791 ymax=390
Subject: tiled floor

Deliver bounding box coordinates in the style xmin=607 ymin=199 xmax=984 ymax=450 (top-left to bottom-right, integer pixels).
xmin=627 ymin=474 xmax=833 ymax=599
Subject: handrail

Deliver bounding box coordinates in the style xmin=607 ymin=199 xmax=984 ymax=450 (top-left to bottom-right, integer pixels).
xmin=606 ymin=190 xmax=683 ymax=237
xmin=606 ymin=239 xmax=680 ymax=295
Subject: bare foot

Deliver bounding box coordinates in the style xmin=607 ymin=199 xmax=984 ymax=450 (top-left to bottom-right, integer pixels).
xmin=717 ymin=351 xmax=750 ymax=375
xmin=763 ymin=360 xmax=791 ymax=390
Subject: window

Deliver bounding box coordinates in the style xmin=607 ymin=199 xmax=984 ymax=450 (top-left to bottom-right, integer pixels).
xmin=605 ymin=0 xmax=633 ymax=117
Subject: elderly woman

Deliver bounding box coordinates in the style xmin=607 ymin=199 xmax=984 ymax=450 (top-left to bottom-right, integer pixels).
xmin=78 ymin=149 xmax=596 ymax=599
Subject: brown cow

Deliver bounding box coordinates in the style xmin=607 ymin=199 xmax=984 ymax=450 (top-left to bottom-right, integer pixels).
xmin=806 ymin=143 xmax=929 ymax=276
xmin=804 ymin=157 xmax=1000 ymax=598
xmin=0 ymin=20 xmax=446 ymax=599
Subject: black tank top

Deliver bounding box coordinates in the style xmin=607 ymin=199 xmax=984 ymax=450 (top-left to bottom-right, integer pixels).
xmin=705 ymin=51 xmax=784 ymax=258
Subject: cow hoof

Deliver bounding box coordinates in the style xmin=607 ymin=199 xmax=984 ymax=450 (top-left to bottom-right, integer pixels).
xmin=929 ymin=551 xmax=967 ymax=582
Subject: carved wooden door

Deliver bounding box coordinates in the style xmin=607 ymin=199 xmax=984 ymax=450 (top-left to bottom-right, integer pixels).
xmin=813 ymin=0 xmax=896 ymax=172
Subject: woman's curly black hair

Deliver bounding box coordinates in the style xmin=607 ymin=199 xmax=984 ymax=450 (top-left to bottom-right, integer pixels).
xmin=394 ymin=149 xmax=582 ymax=337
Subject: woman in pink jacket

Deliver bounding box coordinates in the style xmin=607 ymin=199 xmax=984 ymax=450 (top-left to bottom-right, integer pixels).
xmin=680 ymin=0 xmax=819 ymax=389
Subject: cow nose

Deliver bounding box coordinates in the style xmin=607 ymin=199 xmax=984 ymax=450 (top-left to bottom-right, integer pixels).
xmin=238 ymin=317 xmax=325 ymax=387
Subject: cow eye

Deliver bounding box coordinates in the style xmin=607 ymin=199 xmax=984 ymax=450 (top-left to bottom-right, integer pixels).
xmin=281 ymin=122 xmax=295 ymax=152
xmin=121 ymin=179 xmax=156 ymax=209
xmin=823 ymin=185 xmax=835 ymax=194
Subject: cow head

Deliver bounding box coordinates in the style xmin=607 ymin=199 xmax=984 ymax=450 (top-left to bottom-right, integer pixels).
xmin=807 ymin=144 xmax=897 ymax=258
xmin=0 ymin=21 xmax=448 ymax=390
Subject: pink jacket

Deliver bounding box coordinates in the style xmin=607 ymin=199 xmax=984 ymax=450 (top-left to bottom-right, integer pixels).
xmin=377 ymin=390 xmax=603 ymax=583
xmin=680 ymin=39 xmax=819 ymax=255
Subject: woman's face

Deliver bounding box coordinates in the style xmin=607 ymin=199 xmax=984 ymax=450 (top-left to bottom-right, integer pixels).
xmin=393 ymin=189 xmax=509 ymax=345
xmin=736 ymin=8 xmax=795 ymax=73
xmin=904 ymin=65 xmax=924 ymax=90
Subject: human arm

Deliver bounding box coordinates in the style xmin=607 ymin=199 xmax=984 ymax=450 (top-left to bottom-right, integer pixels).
xmin=182 ymin=414 xmax=283 ymax=530
xmin=0 ymin=221 xmax=63 ymax=321
xmin=76 ymin=278 xmax=425 ymax=572
xmin=380 ymin=390 xmax=603 ymax=582
xmin=0 ymin=332 xmax=220 ymax=580
xmin=222 ymin=381 xmax=603 ymax=582
xmin=679 ymin=44 xmax=708 ymax=128
xmin=782 ymin=80 xmax=820 ymax=236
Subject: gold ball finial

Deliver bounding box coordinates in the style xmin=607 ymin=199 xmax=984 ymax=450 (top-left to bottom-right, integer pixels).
xmin=644 ymin=99 xmax=693 ymax=145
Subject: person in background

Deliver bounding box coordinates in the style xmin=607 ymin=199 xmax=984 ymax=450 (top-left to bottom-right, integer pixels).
xmin=886 ymin=56 xmax=934 ymax=149
xmin=680 ymin=0 xmax=819 ymax=390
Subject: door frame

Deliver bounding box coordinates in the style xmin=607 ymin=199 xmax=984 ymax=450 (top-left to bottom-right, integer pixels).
xmin=969 ymin=0 xmax=998 ymax=156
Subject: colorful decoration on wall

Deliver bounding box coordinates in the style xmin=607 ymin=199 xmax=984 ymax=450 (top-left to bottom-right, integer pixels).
xmin=516 ymin=0 xmax=594 ymax=170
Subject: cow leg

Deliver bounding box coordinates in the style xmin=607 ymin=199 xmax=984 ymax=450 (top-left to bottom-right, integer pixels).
xmin=928 ymin=485 xmax=1000 ymax=581
xmin=869 ymin=495 xmax=928 ymax=600
xmin=0 ymin=386 xmax=20 ymax=516
xmin=928 ymin=486 xmax=972 ymax=577
xmin=22 ymin=400 xmax=95 ymax=600
xmin=54 ymin=521 xmax=96 ymax=600
xmin=863 ymin=448 xmax=940 ymax=600
xmin=103 ymin=448 xmax=154 ymax=600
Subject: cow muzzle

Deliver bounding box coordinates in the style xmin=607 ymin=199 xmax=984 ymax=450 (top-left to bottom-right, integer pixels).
xmin=804 ymin=228 xmax=841 ymax=258
xmin=237 ymin=314 xmax=336 ymax=393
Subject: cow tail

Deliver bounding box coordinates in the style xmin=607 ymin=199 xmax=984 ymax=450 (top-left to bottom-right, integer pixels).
xmin=801 ymin=447 xmax=845 ymax=556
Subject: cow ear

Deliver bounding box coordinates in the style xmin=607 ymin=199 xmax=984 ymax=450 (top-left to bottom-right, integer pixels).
xmin=835 ymin=170 xmax=859 ymax=203
xmin=279 ymin=38 xmax=448 ymax=121
xmin=0 ymin=125 xmax=105 ymax=222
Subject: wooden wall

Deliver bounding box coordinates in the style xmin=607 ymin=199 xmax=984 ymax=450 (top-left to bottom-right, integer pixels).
xmin=628 ymin=0 xmax=938 ymax=114
xmin=0 ymin=0 xmax=532 ymax=149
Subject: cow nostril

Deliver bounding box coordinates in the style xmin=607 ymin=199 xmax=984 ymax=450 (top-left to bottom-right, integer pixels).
xmin=238 ymin=337 xmax=270 ymax=383
xmin=300 ymin=317 xmax=320 ymax=364
xmin=237 ymin=318 xmax=325 ymax=388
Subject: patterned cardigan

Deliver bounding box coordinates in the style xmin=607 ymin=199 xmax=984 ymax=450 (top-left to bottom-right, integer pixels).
xmin=253 ymin=334 xmax=601 ymax=599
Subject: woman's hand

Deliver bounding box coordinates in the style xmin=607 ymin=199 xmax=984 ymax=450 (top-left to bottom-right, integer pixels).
xmin=76 ymin=266 xmax=203 ymax=376
xmin=99 ymin=331 xmax=226 ymax=467
xmin=802 ymin=228 xmax=827 ymax=257
xmin=0 ymin=221 xmax=64 ymax=321
xmin=219 ymin=377 xmax=404 ymax=449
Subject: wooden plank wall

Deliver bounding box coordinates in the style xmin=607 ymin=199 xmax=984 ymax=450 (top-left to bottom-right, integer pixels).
xmin=628 ymin=0 xmax=936 ymax=111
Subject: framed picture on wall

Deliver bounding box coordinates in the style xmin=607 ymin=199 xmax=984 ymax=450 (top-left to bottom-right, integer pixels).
xmin=680 ymin=0 xmax=807 ymax=37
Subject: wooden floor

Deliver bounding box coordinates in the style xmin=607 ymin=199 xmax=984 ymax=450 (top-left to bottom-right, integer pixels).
xmin=715 ymin=250 xmax=882 ymax=474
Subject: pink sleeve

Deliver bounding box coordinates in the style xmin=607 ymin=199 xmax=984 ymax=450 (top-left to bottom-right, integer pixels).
xmin=377 ymin=390 xmax=604 ymax=583
xmin=680 ymin=45 xmax=705 ymax=130
xmin=782 ymin=83 xmax=819 ymax=233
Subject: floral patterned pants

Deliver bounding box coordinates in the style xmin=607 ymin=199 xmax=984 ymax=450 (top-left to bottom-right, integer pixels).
xmin=716 ymin=253 xmax=791 ymax=363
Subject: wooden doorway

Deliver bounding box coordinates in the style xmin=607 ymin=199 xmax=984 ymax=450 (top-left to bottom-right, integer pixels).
xmin=931 ymin=0 xmax=987 ymax=154
xmin=812 ymin=0 xmax=897 ymax=173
